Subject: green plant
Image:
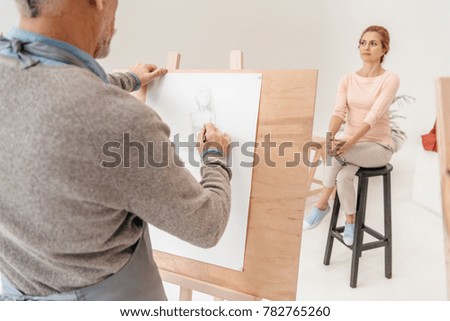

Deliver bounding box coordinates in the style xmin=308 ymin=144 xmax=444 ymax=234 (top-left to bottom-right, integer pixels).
xmin=389 ymin=95 xmax=415 ymax=152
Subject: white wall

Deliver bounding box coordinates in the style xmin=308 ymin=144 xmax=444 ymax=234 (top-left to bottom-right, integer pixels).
xmin=0 ymin=0 xmax=18 ymax=33
xmin=105 ymin=0 xmax=450 ymax=142
xmin=98 ymin=0 xmax=449 ymax=201
xmin=2 ymin=0 xmax=449 ymax=144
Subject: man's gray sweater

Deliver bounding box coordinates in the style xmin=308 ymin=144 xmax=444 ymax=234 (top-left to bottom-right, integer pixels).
xmin=0 ymin=56 xmax=231 ymax=296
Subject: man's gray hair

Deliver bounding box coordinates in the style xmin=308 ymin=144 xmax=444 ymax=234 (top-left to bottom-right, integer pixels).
xmin=15 ymin=0 xmax=95 ymax=18
xmin=15 ymin=0 xmax=59 ymax=17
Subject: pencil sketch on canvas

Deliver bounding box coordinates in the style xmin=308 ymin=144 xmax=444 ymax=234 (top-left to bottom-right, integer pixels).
xmin=146 ymin=73 xmax=262 ymax=271
xmin=190 ymin=86 xmax=216 ymax=137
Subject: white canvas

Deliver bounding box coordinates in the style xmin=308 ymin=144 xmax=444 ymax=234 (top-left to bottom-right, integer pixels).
xmin=146 ymin=73 xmax=262 ymax=271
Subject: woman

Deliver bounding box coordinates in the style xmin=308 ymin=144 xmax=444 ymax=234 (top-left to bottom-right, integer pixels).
xmin=303 ymin=25 xmax=399 ymax=246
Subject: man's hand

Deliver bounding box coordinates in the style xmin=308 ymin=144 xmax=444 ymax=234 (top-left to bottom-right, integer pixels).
xmin=198 ymin=123 xmax=231 ymax=158
xmin=129 ymin=63 xmax=167 ymax=103
xmin=129 ymin=63 xmax=167 ymax=88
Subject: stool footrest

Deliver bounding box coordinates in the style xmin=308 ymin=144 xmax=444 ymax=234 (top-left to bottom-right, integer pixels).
xmin=330 ymin=230 xmax=352 ymax=249
xmin=331 ymin=225 xmax=387 ymax=251
xmin=334 ymin=225 xmax=384 ymax=240
xmin=364 ymin=225 xmax=385 ymax=240
xmin=361 ymin=240 xmax=388 ymax=251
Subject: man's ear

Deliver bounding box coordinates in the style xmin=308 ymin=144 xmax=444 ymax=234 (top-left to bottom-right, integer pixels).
xmin=95 ymin=0 xmax=103 ymax=10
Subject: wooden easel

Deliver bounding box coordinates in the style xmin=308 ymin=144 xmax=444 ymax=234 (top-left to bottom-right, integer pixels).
xmin=306 ymin=136 xmax=327 ymax=198
xmin=436 ymin=78 xmax=450 ymax=300
xmin=145 ymin=51 xmax=318 ymax=301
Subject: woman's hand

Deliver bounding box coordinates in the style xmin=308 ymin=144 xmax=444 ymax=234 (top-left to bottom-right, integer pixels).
xmin=336 ymin=137 xmax=356 ymax=155
xmin=330 ymin=138 xmax=345 ymax=156
xmin=334 ymin=123 xmax=370 ymax=155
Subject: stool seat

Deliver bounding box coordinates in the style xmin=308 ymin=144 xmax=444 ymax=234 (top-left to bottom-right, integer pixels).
xmin=357 ymin=164 xmax=393 ymax=177
xmin=323 ymin=163 xmax=393 ymax=288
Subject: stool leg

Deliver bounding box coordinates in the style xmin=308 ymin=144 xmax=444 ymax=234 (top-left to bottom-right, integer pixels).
xmin=384 ymin=173 xmax=392 ymax=279
xmin=358 ymin=176 xmax=364 ymax=258
xmin=350 ymin=176 xmax=369 ymax=288
xmin=324 ymin=193 xmax=340 ymax=265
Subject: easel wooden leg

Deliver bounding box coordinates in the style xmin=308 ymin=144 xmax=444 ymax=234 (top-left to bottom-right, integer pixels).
xmin=160 ymin=269 xmax=261 ymax=301
xmin=306 ymin=147 xmax=322 ymax=192
xmin=179 ymin=287 xmax=193 ymax=301
xmin=230 ymin=50 xmax=244 ymax=70
xmin=167 ymin=52 xmax=181 ymax=70
xmin=306 ymin=136 xmax=327 ymax=198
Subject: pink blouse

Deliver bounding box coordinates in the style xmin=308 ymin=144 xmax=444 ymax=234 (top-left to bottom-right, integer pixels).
xmin=332 ymin=71 xmax=400 ymax=149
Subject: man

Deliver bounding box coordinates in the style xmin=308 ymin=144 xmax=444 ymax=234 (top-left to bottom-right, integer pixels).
xmin=0 ymin=0 xmax=231 ymax=300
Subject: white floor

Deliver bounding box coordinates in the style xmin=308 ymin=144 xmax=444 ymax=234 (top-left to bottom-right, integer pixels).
xmin=162 ymin=154 xmax=449 ymax=301
xmin=297 ymin=159 xmax=448 ymax=301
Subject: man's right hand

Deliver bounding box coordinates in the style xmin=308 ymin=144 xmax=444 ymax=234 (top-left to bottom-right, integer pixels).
xmin=197 ymin=123 xmax=231 ymax=158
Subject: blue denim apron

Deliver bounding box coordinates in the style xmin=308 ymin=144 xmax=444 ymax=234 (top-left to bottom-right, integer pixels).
xmin=0 ymin=226 xmax=167 ymax=301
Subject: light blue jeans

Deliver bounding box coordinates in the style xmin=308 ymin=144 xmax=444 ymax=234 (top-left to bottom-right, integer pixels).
xmin=0 ymin=226 xmax=167 ymax=301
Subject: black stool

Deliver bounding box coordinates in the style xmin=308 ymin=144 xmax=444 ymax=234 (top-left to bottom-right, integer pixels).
xmin=323 ymin=164 xmax=393 ymax=288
